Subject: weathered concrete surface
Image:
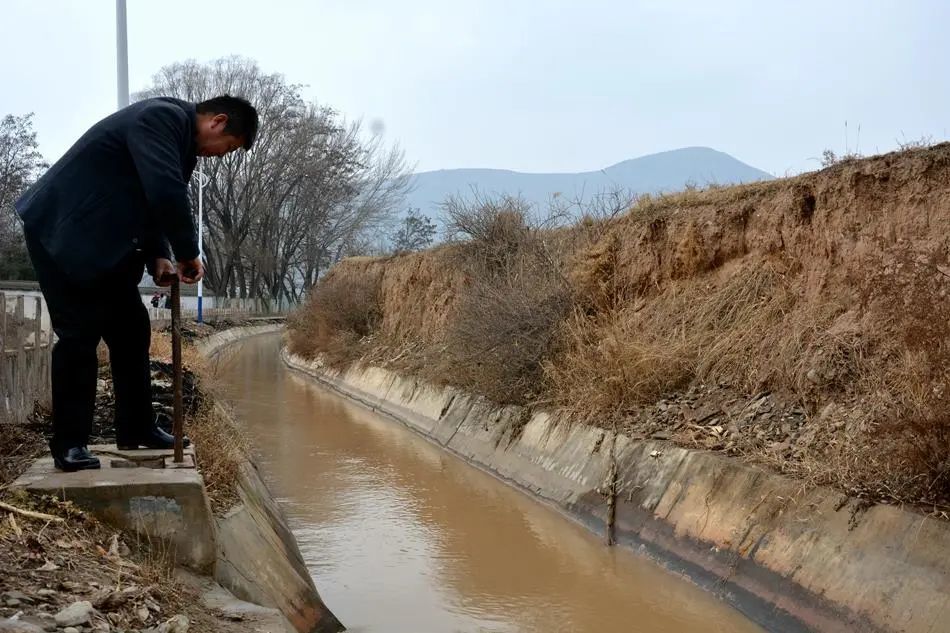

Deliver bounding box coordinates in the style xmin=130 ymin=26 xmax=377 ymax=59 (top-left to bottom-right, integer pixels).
xmin=215 ymin=454 xmax=345 ymax=633
xmin=283 ymin=350 xmax=950 ymax=633
xmin=198 ymin=325 xmax=344 ymax=633
xmin=13 ymin=445 xmax=216 ymax=573
xmin=177 ymin=568 xmax=297 ymax=633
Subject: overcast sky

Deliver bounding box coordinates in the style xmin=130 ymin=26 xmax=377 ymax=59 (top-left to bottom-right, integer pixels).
xmin=2 ymin=0 xmax=947 ymax=176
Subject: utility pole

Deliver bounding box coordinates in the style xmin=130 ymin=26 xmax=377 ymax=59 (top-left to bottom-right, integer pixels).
xmin=115 ymin=0 xmax=129 ymax=109
xmin=197 ymin=164 xmax=206 ymax=323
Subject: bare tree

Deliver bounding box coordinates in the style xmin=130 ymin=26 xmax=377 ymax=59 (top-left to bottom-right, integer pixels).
xmin=135 ymin=56 xmax=411 ymax=305
xmin=391 ymin=208 xmax=436 ymax=253
xmin=0 ymin=113 xmax=46 ymax=279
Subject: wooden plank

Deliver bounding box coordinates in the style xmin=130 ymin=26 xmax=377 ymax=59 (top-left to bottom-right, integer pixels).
xmin=14 ymin=296 xmax=24 ymax=342
xmin=0 ymin=292 xmax=7 ymax=421
xmin=33 ymin=297 xmax=41 ymax=349
xmin=0 ymin=291 xmax=6 ymax=353
xmin=15 ymin=296 xmax=25 ymax=415
xmin=31 ymin=298 xmax=42 ymax=398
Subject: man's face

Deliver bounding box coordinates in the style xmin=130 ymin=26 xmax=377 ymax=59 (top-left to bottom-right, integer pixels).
xmin=196 ymin=113 xmax=245 ymax=157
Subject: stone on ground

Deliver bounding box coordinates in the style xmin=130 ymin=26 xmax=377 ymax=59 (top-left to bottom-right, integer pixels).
xmin=53 ymin=601 xmax=94 ymax=627
xmin=0 ymin=617 xmax=45 ymax=632
xmin=144 ymin=614 xmax=190 ymax=633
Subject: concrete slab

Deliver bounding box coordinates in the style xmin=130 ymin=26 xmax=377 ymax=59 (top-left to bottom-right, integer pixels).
xmin=177 ymin=569 xmax=296 ymax=633
xmin=12 ymin=444 xmax=215 ymax=572
xmin=91 ymin=445 xmax=197 ymax=468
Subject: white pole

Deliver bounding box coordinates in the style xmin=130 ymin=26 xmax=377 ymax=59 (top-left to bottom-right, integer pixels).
xmin=115 ymin=0 xmax=129 ymax=109
xmin=197 ymin=161 xmax=204 ymax=323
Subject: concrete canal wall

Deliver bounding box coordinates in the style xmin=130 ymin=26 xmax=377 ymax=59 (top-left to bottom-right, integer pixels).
xmin=283 ymin=350 xmax=950 ymax=633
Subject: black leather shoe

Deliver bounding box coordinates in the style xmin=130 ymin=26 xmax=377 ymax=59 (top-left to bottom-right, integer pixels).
xmin=53 ymin=446 xmax=101 ymax=472
xmin=116 ymin=426 xmax=191 ymax=450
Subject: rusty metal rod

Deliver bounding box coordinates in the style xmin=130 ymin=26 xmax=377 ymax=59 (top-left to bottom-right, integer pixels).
xmin=171 ymin=277 xmax=184 ymax=463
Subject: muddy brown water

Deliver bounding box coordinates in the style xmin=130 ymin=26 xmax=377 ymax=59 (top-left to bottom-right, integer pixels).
xmin=214 ymin=334 xmax=763 ymax=633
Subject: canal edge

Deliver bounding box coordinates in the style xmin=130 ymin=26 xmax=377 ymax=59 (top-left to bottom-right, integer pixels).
xmin=280 ymin=348 xmax=950 ymax=633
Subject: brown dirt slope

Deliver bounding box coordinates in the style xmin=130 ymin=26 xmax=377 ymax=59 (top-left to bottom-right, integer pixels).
xmin=290 ymin=143 xmax=950 ymax=512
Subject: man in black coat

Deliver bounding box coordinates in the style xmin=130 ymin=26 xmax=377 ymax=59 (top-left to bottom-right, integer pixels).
xmin=16 ymin=95 xmax=258 ymax=471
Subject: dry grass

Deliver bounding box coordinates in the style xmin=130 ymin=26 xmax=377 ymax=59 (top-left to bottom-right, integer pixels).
xmin=0 ymin=419 xmax=46 ymax=485
xmin=149 ymin=332 xmax=209 ymax=375
xmin=187 ymin=400 xmax=250 ymax=514
xmin=287 ymin=265 xmax=384 ymax=368
xmin=547 ymin=260 xmax=868 ymax=419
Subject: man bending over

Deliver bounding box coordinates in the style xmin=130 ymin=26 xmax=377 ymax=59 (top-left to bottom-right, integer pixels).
xmin=16 ymin=95 xmax=258 ymax=471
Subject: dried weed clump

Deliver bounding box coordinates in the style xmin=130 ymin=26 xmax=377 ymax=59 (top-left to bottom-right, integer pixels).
xmin=287 ymin=265 xmax=384 ymax=367
xmin=187 ymin=400 xmax=250 ymax=514
xmin=436 ymin=196 xmax=574 ymax=404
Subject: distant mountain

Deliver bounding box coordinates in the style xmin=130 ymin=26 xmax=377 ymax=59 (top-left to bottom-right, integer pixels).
xmin=405 ymin=147 xmax=772 ymax=223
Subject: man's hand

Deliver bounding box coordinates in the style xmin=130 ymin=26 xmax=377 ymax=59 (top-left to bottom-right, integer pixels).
xmin=177 ymin=257 xmax=204 ymax=284
xmin=153 ymin=257 xmax=203 ymax=285
xmin=152 ymin=258 xmax=176 ymax=287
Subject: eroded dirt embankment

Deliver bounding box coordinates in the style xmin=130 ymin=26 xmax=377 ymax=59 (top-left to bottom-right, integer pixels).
xmin=290 ymin=143 xmax=950 ymax=512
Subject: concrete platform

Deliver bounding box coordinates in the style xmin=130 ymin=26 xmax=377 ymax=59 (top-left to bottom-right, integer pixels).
xmin=12 ymin=444 xmax=216 ymax=572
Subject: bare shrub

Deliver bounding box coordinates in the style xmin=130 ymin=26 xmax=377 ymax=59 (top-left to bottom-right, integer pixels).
xmin=441 ymin=255 xmax=571 ymax=404
xmin=443 ymin=191 xmax=532 ymax=242
xmin=287 ymin=265 xmax=383 ymax=366
xmin=437 ymin=195 xmax=573 ymax=404
xmin=896 ymin=133 xmax=935 ymax=151
xmin=442 ymin=192 xmax=534 ymax=275
xmin=819 ymin=148 xmax=862 ymax=168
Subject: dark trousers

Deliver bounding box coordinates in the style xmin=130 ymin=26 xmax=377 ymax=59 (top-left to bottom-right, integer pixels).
xmin=25 ymin=234 xmax=153 ymax=453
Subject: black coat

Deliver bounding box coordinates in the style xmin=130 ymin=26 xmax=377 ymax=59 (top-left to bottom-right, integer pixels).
xmin=15 ymin=97 xmax=200 ymax=283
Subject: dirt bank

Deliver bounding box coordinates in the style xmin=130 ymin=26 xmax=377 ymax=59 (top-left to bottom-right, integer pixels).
xmin=289 ymin=143 xmax=950 ymax=513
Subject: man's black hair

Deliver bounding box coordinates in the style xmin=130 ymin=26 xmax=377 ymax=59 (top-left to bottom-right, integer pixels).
xmin=196 ymin=95 xmax=259 ymax=150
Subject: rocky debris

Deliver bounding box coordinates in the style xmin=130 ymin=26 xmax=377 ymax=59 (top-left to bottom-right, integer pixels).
xmin=0 ymin=487 xmax=201 ymax=631
xmin=0 ymin=618 xmax=44 ymax=632
xmin=602 ymin=376 xmax=936 ymax=509
xmin=89 ymin=361 xmax=202 ymax=444
xmin=53 ymin=600 xmax=93 ymax=626
xmin=3 ymin=592 xmax=32 ymax=606
xmin=144 ymin=614 xmax=190 ymax=633
xmin=92 ymin=586 xmax=141 ymax=612
xmin=620 ymin=382 xmax=813 ymax=460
